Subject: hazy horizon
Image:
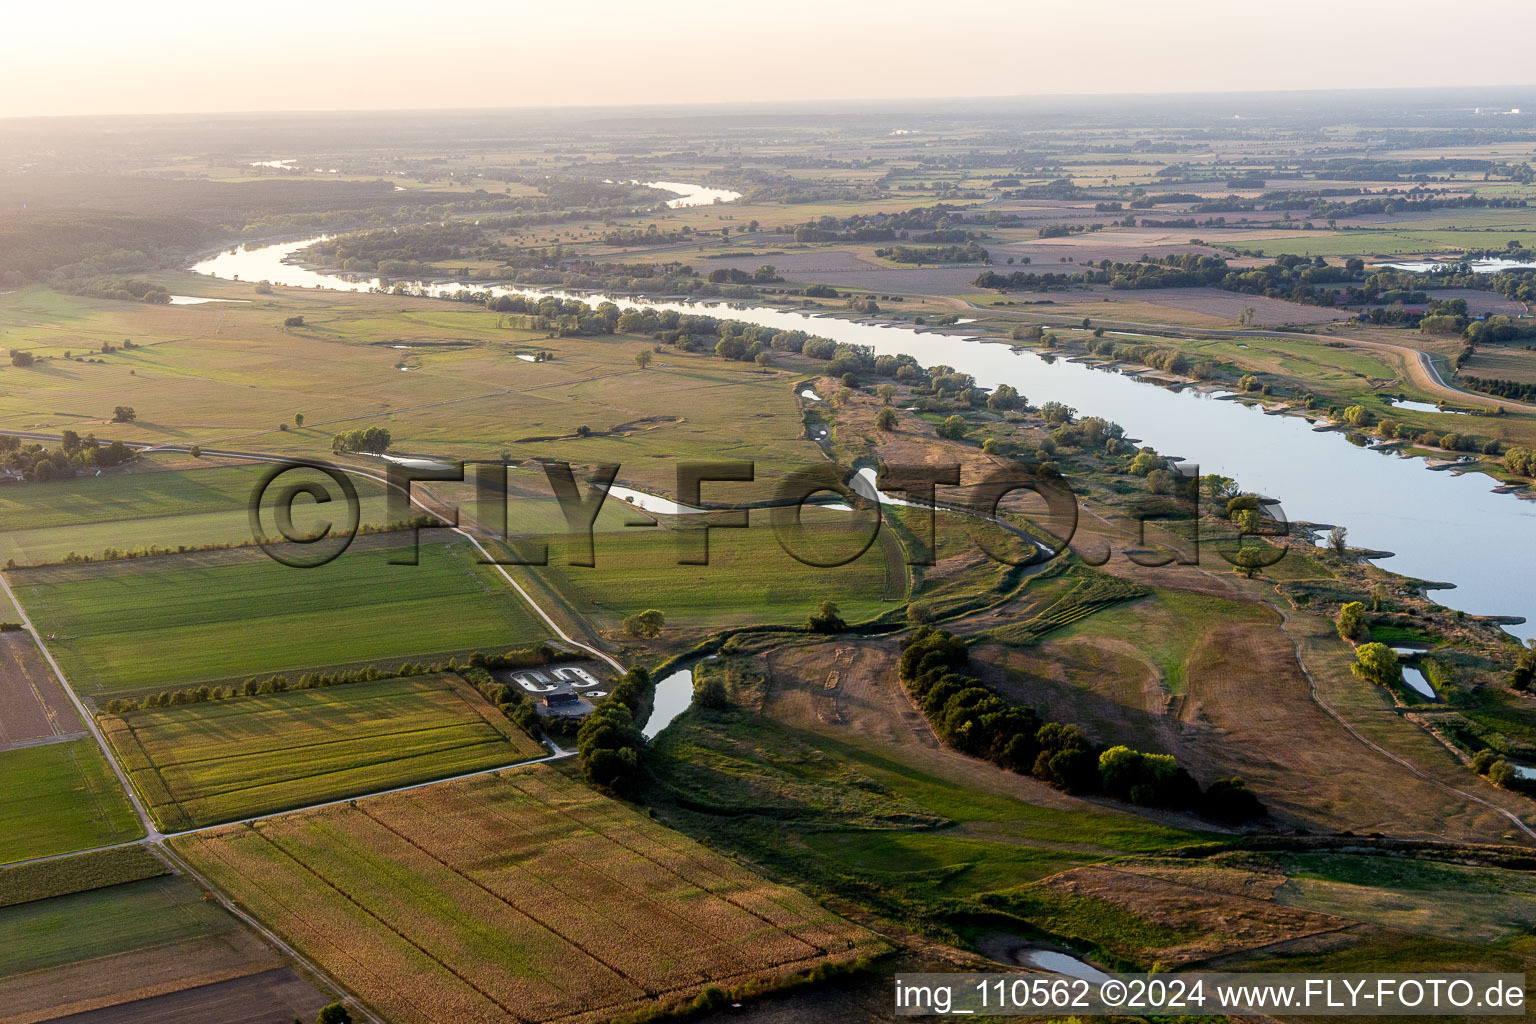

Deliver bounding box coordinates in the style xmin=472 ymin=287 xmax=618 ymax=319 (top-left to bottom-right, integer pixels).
xmin=7 ymin=0 xmax=1535 ymax=120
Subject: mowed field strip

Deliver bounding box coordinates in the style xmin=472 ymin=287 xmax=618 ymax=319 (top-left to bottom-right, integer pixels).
xmin=102 ymin=675 xmax=547 ymax=832
xmin=172 ymin=765 xmax=883 ymax=1024
xmin=10 ymin=536 xmax=552 ymax=697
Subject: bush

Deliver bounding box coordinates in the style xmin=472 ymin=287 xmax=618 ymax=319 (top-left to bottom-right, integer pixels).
xmin=936 ymin=415 xmax=968 ymax=440
xmin=623 ymin=609 xmax=666 ymax=638
xmin=1336 ymin=601 xmax=1367 ymax=642
xmin=694 ymin=673 xmax=729 ymax=710
xmin=1204 ymin=777 xmax=1267 ymax=822
xmin=806 ymin=600 xmax=846 ymax=633
xmin=577 ymin=701 xmax=643 ymax=796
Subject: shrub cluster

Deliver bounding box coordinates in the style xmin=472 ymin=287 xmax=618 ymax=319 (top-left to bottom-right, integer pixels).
xmin=577 ymin=666 xmax=650 ymax=796
xmin=899 ymin=627 xmax=1264 ymax=821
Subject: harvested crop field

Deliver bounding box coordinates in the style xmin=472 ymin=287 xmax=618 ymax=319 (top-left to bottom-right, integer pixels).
xmin=103 ymin=674 xmax=546 ymax=831
xmin=171 ymin=765 xmax=883 ymax=1024
xmin=0 ymin=874 xmax=322 ymax=1024
xmin=0 ymin=632 xmax=82 ymax=750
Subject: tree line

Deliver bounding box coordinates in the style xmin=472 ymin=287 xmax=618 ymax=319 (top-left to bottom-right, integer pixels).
xmin=900 ymin=627 xmax=1264 ymax=821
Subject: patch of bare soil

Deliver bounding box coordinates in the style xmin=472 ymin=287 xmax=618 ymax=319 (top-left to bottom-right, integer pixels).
xmin=0 ymin=632 xmax=83 ymax=750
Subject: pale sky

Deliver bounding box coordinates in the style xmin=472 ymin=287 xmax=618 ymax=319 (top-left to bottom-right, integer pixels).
xmin=3 ymin=0 xmax=1534 ymax=119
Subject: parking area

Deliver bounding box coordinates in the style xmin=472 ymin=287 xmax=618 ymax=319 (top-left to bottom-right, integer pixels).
xmin=502 ymin=661 xmax=610 ymax=717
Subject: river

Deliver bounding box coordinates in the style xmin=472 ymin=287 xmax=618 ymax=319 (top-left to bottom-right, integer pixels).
xmin=191 ymin=236 xmax=1536 ymax=632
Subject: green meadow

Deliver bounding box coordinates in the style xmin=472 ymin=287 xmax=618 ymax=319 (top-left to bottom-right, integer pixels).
xmin=0 ymin=460 xmax=391 ymax=566
xmin=11 ymin=536 xmax=551 ymax=697
xmin=534 ymin=512 xmax=908 ymax=633
xmin=0 ymin=738 xmax=142 ymax=864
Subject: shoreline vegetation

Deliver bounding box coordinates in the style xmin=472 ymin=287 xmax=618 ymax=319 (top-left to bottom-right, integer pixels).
xmin=7 ymin=98 xmax=1536 ymax=1024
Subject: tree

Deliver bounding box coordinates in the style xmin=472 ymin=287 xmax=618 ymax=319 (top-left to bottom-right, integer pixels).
xmin=577 ymin=701 xmax=642 ymax=796
xmin=254 ymin=280 xmax=273 ymax=295
xmin=634 ymin=349 xmax=652 ymax=369
xmin=1510 ymin=643 xmax=1536 ymax=691
xmin=986 ymin=384 xmax=1022 ymax=411
xmin=283 ymin=315 xmax=305 ymax=328
xmin=806 ymin=600 xmax=846 ymax=633
xmin=1204 ymin=777 xmax=1266 ymax=821
xmin=112 ymin=406 xmax=136 ymax=423
xmin=316 ymin=1004 xmax=352 ymax=1024
xmin=1336 ymin=601 xmax=1367 ymax=641
xmin=189 ymin=445 xmax=201 ymax=458
xmin=331 ymin=426 xmax=391 ymax=454
xmin=1202 ymin=473 xmax=1238 ymax=498
xmin=1327 ymin=525 xmax=1348 ymax=557
xmin=877 ymin=383 xmax=896 ymax=405
xmin=294 ymin=413 xmax=304 ymax=427
xmin=936 ymin=415 xmax=968 ymax=440
xmin=10 ymin=351 xmax=34 ymax=367
xmin=1351 ymin=642 xmax=1400 ymax=687
xmin=622 ymin=609 xmax=665 ymax=638
xmin=875 ymin=408 xmax=897 ymax=431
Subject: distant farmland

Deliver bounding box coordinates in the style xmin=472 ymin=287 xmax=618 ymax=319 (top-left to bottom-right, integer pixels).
xmin=172 ymin=766 xmax=883 ymax=1024
xmin=11 ymin=536 xmax=551 ymax=697
xmin=103 ymin=675 xmax=546 ymax=831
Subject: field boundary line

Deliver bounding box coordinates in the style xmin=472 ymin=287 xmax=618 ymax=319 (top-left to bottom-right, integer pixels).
xmin=161 ymin=747 xmax=573 ymax=838
xmin=0 ymin=571 xmax=159 ymax=841
xmin=498 ymin=771 xmax=832 ymax=954
xmin=234 ymin=823 xmax=532 ymax=1023
xmin=353 ymin=803 xmax=651 ymax=997
xmin=155 ymin=842 xmax=385 ymax=1024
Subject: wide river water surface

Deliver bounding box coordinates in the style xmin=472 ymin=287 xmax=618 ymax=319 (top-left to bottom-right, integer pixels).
xmin=191 ymin=234 xmax=1536 ymax=632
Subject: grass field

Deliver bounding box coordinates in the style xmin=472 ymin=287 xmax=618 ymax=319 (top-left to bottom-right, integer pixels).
xmin=0 ymin=738 xmax=142 ymax=864
xmin=102 ymin=674 xmax=545 ymax=831
xmin=10 ymin=535 xmax=551 ymax=697
xmin=0 ymin=460 xmax=392 ymax=567
xmin=536 ymin=513 xmax=907 ymax=634
xmin=0 ymin=285 xmax=824 ymax=496
xmin=172 ymin=765 xmax=882 ymax=1024
xmin=0 ymin=873 xmax=324 ymax=1023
